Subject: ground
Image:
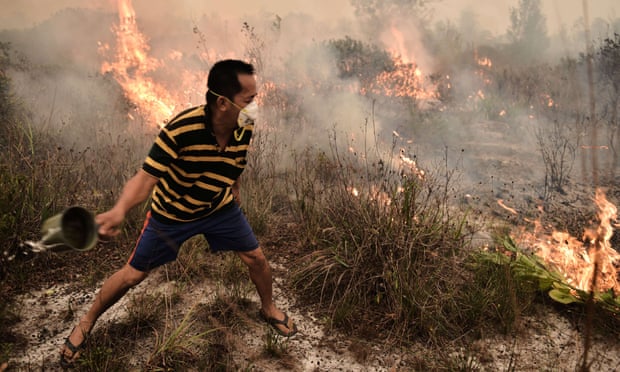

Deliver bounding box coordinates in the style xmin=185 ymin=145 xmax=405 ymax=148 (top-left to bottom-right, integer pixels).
xmin=5 ymin=235 xmax=620 ymax=371
xmin=4 ymin=119 xmax=620 ymax=371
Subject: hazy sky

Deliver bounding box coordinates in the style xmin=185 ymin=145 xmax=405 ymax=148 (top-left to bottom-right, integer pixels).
xmin=434 ymin=0 xmax=618 ymax=34
xmin=0 ymin=0 xmax=617 ymax=34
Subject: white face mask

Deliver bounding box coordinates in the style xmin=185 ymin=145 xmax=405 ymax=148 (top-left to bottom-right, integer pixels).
xmin=237 ymin=100 xmax=258 ymax=127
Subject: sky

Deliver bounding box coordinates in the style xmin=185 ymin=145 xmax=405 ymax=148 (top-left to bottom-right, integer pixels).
xmin=0 ymin=0 xmax=617 ymax=35
xmin=434 ymin=0 xmax=618 ymax=34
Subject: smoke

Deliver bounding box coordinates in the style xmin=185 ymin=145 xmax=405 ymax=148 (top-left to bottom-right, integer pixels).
xmin=0 ymin=7 xmax=124 ymax=145
xmin=0 ymin=0 xmax=618 ymax=190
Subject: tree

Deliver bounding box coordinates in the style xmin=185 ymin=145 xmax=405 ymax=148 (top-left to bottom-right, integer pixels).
xmin=350 ymin=0 xmax=436 ymax=38
xmin=506 ymin=0 xmax=549 ymax=63
xmin=595 ymin=33 xmax=620 ymax=178
xmin=327 ymin=36 xmax=394 ymax=85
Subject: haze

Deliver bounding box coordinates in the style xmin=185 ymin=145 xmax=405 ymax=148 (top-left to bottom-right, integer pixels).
xmin=1 ymin=0 xmax=619 ymax=184
xmin=0 ymin=0 xmax=617 ymax=36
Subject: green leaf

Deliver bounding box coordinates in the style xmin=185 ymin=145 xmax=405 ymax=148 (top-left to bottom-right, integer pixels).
xmin=548 ymin=288 xmax=580 ymax=304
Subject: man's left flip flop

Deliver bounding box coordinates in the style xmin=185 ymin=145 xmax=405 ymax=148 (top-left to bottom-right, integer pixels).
xmin=60 ymin=327 xmax=88 ymax=369
xmin=258 ymin=309 xmax=299 ymax=337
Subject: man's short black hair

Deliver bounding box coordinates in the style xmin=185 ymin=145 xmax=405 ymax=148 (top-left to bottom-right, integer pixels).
xmin=206 ymin=59 xmax=255 ymax=107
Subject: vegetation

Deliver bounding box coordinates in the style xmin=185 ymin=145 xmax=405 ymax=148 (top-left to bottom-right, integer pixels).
xmin=1 ymin=3 xmax=620 ymax=371
xmin=507 ymin=0 xmax=550 ymax=63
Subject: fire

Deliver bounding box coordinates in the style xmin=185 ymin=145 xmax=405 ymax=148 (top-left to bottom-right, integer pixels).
xmin=358 ymin=26 xmax=437 ymax=100
xmin=100 ymin=0 xmax=177 ymax=127
xmin=497 ymin=199 xmax=518 ymax=215
xmin=389 ymin=26 xmax=410 ymax=64
xmin=101 ymin=4 xmax=439 ymax=123
xmin=473 ymin=54 xmax=493 ymax=86
xmin=399 ymin=150 xmax=425 ymax=180
xmin=477 ymin=57 xmax=492 ymax=68
xmin=517 ymin=188 xmax=620 ymax=294
xmin=348 ymin=186 xmax=360 ymax=197
xmin=360 ymin=54 xmax=437 ymax=100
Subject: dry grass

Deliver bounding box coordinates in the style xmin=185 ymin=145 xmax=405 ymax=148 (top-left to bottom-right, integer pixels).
xmin=286 ymin=135 xmax=484 ymax=343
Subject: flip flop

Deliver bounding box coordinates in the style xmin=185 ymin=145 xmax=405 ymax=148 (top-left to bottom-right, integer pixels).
xmin=59 ymin=327 xmax=88 ymax=369
xmin=258 ymin=309 xmax=298 ymax=337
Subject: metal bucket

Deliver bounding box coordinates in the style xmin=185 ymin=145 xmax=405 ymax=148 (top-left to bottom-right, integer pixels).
xmin=39 ymin=206 xmax=98 ymax=252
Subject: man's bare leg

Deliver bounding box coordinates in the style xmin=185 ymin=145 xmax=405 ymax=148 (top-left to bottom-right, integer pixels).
xmin=60 ymin=264 xmax=148 ymax=361
xmin=237 ymin=247 xmax=297 ymax=336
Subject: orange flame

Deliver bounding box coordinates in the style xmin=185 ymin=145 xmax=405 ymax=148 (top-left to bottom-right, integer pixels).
xmin=518 ymin=188 xmax=620 ymax=294
xmin=497 ymin=199 xmax=518 ymax=215
xmin=358 ymin=26 xmax=436 ymax=100
xmin=360 ymin=54 xmax=436 ymax=100
xmin=100 ymin=0 xmax=177 ymax=127
xmin=477 ymin=57 xmax=492 ymax=68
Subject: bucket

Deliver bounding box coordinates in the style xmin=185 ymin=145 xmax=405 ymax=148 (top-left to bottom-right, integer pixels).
xmin=40 ymin=206 xmax=98 ymax=252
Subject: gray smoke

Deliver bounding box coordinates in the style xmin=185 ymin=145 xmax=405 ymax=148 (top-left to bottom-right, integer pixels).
xmin=0 ymin=0 xmax=618 ymax=189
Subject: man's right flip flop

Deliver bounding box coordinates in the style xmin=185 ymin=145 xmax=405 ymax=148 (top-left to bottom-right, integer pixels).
xmin=258 ymin=309 xmax=298 ymax=337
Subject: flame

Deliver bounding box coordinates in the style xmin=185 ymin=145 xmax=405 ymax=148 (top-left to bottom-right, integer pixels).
xmin=348 ymin=186 xmax=360 ymax=197
xmin=357 ymin=26 xmax=436 ymax=100
xmin=497 ymin=199 xmax=518 ymax=215
xmin=360 ymin=54 xmax=437 ymax=100
xmin=477 ymin=57 xmax=492 ymax=68
xmin=517 ymin=188 xmax=620 ymax=294
xmin=399 ymin=150 xmax=425 ymax=180
xmin=389 ymin=27 xmax=410 ymax=64
xmin=100 ymin=0 xmax=177 ymax=127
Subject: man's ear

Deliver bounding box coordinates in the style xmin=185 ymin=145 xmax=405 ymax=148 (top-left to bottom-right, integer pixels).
xmin=216 ymin=96 xmax=228 ymax=111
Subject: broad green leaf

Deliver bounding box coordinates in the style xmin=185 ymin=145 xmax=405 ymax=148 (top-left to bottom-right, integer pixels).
xmin=548 ymin=288 xmax=580 ymax=304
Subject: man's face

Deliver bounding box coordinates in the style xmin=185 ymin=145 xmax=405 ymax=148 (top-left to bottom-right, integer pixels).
xmin=218 ymin=73 xmax=257 ymax=127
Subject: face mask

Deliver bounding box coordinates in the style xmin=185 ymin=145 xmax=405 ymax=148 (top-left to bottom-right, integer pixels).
xmin=237 ymin=100 xmax=258 ymax=127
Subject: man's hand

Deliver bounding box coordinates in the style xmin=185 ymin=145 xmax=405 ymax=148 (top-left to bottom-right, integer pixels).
xmin=95 ymin=169 xmax=158 ymax=238
xmin=95 ymin=207 xmax=125 ymax=238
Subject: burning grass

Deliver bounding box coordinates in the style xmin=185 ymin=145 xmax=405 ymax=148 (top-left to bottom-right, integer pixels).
xmin=493 ymin=187 xmax=620 ymax=315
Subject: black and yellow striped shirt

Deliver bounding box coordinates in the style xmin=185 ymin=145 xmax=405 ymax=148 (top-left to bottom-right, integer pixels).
xmin=142 ymin=105 xmax=253 ymax=223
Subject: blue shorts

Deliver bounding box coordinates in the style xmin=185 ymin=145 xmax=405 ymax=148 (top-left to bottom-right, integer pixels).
xmin=128 ymin=204 xmax=259 ymax=272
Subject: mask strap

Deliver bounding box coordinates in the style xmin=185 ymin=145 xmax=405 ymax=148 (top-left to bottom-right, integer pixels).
xmin=210 ymin=90 xmax=241 ymax=110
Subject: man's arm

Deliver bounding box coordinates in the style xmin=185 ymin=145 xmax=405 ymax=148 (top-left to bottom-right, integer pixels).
xmin=96 ymin=169 xmax=159 ymax=237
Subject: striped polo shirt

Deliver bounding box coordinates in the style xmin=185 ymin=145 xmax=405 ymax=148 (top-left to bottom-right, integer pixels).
xmin=142 ymin=105 xmax=253 ymax=223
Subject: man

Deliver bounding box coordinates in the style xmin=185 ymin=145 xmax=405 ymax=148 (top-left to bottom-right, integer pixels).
xmin=60 ymin=59 xmax=297 ymax=368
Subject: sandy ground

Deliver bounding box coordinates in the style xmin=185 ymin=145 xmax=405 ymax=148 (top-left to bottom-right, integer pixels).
xmin=7 ymin=273 xmax=405 ymax=371
xmin=6 ymin=265 xmax=620 ymax=371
